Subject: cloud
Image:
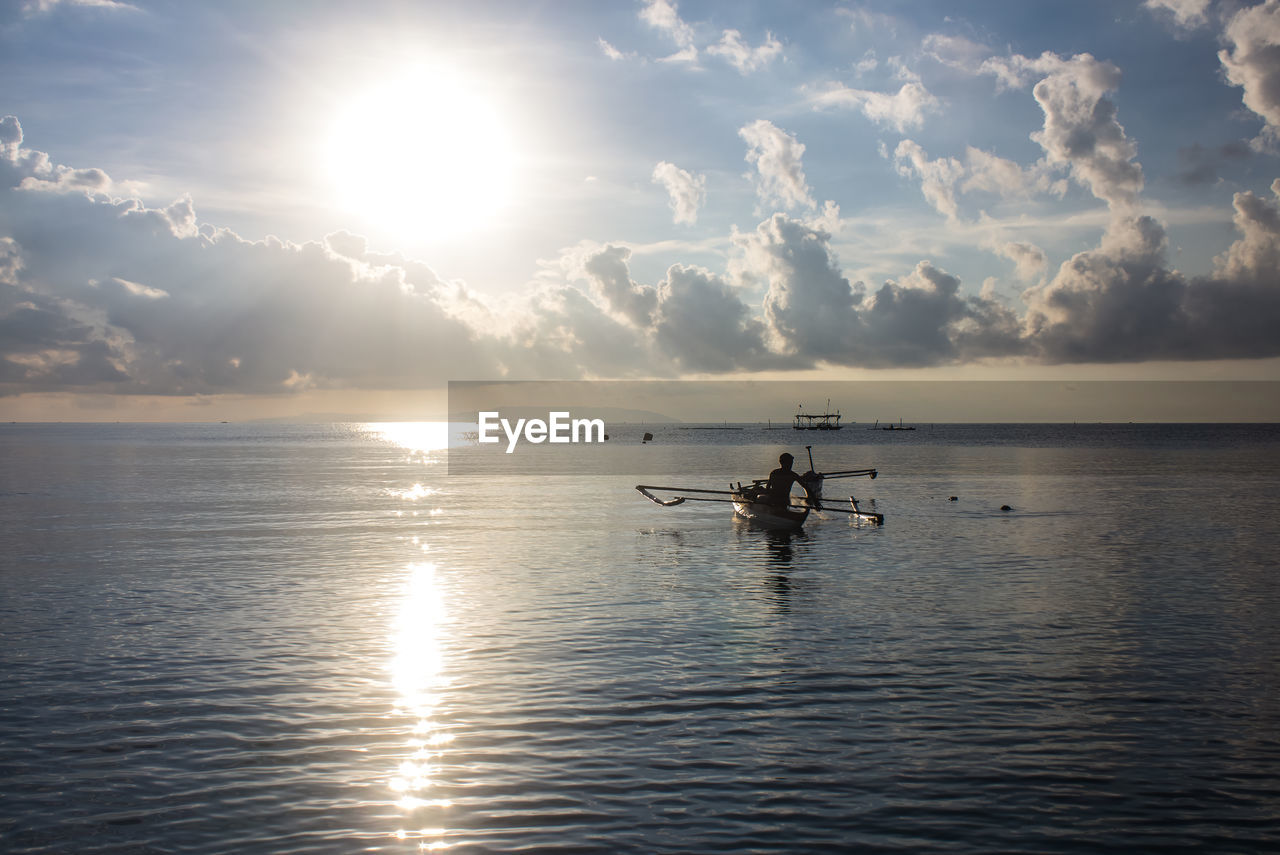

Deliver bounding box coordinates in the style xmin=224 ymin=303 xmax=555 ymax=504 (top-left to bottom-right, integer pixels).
xmin=893 ymin=141 xmax=965 ymax=221
xmin=640 ymin=0 xmax=698 ymax=64
xmin=739 ymin=120 xmax=816 ymax=212
xmin=22 ymin=0 xmax=139 ymax=14
xmin=1022 ymin=187 xmax=1280 ymax=364
xmin=575 ymin=245 xmax=774 ymax=372
xmin=892 ymin=140 xmax=1065 ymax=221
xmin=922 ymin=33 xmax=991 ymax=73
xmin=579 ymin=244 xmax=657 ymax=327
xmin=651 ymin=161 xmax=707 ymax=225
xmin=632 ymin=1 xmax=783 ymax=73
xmin=981 ymin=52 xmax=1142 ymax=208
xmin=810 ymin=80 xmax=939 ymax=132
xmin=708 ymin=29 xmax=783 ymax=74
xmin=4 ymin=111 xmax=1280 ymax=400
xmin=652 ymin=265 xmax=774 ymax=371
xmin=597 ymin=38 xmax=632 ymax=62
xmin=1023 ymin=215 xmax=1192 ymax=362
xmin=1219 ymin=0 xmax=1280 ymax=146
xmin=1176 ymin=141 xmax=1251 ymax=185
xmin=836 ymin=7 xmax=900 ymax=36
xmin=987 ymin=239 xmax=1049 ymax=283
xmin=0 ymin=117 xmax=21 ymax=158
xmin=640 ymin=0 xmax=695 ymax=47
xmin=0 ymin=121 xmax=515 ymax=394
xmin=1030 ymin=57 xmax=1142 ymax=208
xmin=736 ymin=213 xmax=1024 ymax=367
xmin=1144 ymin=0 xmax=1212 ymax=30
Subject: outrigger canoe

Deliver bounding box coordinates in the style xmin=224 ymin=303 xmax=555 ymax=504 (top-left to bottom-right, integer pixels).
xmin=636 ymin=449 xmax=883 ymax=530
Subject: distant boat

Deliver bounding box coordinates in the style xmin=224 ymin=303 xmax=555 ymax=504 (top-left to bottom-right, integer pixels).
xmin=794 ymin=399 xmax=844 ymax=430
xmin=878 ymin=419 xmax=915 ymax=431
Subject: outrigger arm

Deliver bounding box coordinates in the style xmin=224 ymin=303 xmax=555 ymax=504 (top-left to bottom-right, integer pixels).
xmin=635 ymin=485 xmax=884 ymax=525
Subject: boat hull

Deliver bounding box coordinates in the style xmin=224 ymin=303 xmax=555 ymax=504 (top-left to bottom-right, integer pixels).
xmin=731 ymin=495 xmax=810 ymax=530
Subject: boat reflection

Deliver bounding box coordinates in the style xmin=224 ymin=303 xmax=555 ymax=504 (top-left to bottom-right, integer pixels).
xmin=388 ymin=562 xmax=453 ymax=848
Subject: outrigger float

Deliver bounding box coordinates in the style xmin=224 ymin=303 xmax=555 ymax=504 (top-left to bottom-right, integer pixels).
xmin=636 ymin=447 xmax=883 ymax=530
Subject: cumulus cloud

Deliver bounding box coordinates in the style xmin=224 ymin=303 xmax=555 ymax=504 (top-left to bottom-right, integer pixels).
xmin=980 ymin=52 xmax=1143 ymax=208
xmin=580 ymin=245 xmax=657 ymax=327
xmin=1219 ymin=0 xmax=1280 ymax=147
xmin=1023 ymin=215 xmax=1193 ymax=361
xmin=575 ymin=245 xmax=774 ymax=372
xmin=0 ymin=117 xmax=21 ymax=158
xmin=708 ymin=29 xmax=782 ymax=74
xmin=1021 ymin=189 xmax=1280 ymax=364
xmin=736 ymin=213 xmax=1024 ymax=367
xmin=652 ymin=264 xmax=774 ymax=371
xmin=739 ymin=120 xmax=816 ymax=212
xmin=651 ymin=161 xmax=707 ymax=225
xmin=810 ymin=80 xmax=939 ymax=132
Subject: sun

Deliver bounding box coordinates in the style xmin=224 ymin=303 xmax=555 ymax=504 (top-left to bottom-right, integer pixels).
xmin=323 ymin=64 xmax=517 ymax=243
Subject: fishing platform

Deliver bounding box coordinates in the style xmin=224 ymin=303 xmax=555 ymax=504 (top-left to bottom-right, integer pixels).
xmin=793 ymin=401 xmax=843 ymax=430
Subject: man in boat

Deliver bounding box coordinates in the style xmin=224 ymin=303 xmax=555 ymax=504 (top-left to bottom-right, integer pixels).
xmin=760 ymin=452 xmax=816 ymax=507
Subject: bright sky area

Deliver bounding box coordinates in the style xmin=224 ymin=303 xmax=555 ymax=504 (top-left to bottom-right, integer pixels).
xmin=3 ymin=0 xmax=1280 ymax=421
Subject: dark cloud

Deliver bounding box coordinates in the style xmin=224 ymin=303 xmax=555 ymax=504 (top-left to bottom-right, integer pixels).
xmin=1177 ymin=141 xmax=1252 ymax=185
xmin=577 ymin=246 xmax=777 ymax=373
xmin=1025 ymin=195 xmax=1280 ymax=363
xmin=653 ymin=264 xmax=775 ymax=372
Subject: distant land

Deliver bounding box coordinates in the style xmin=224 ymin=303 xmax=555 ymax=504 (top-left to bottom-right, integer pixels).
xmin=446 ymin=407 xmax=680 ymax=425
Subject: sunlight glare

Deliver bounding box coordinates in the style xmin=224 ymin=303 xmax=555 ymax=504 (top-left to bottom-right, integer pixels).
xmin=324 ymin=63 xmax=517 ymax=242
xmin=366 ymin=422 xmax=449 ymax=455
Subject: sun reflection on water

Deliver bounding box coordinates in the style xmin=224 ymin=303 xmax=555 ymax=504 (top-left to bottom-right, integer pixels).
xmin=389 ymin=562 xmax=452 ymax=849
xmin=364 ymin=422 xmax=450 ymax=458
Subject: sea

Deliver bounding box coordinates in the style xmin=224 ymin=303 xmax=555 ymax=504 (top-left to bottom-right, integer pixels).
xmin=2 ymin=421 xmax=1279 ymax=854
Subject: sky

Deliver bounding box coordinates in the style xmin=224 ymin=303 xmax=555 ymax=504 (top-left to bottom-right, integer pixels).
xmin=3 ymin=0 xmax=1280 ymax=421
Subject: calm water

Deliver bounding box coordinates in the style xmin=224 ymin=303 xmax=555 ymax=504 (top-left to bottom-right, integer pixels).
xmin=2 ymin=422 xmax=1280 ymax=853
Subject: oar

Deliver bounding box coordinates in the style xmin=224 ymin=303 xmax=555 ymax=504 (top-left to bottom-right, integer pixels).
xmin=818 ymin=468 xmax=877 ymax=480
xmin=636 ymin=484 xmax=741 ymax=507
xmin=636 ymin=484 xmax=739 ymax=496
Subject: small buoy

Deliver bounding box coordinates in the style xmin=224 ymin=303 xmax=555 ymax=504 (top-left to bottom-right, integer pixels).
xmin=949 ymin=496 xmax=958 ymax=502
xmin=1000 ymin=505 xmax=1012 ymax=511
